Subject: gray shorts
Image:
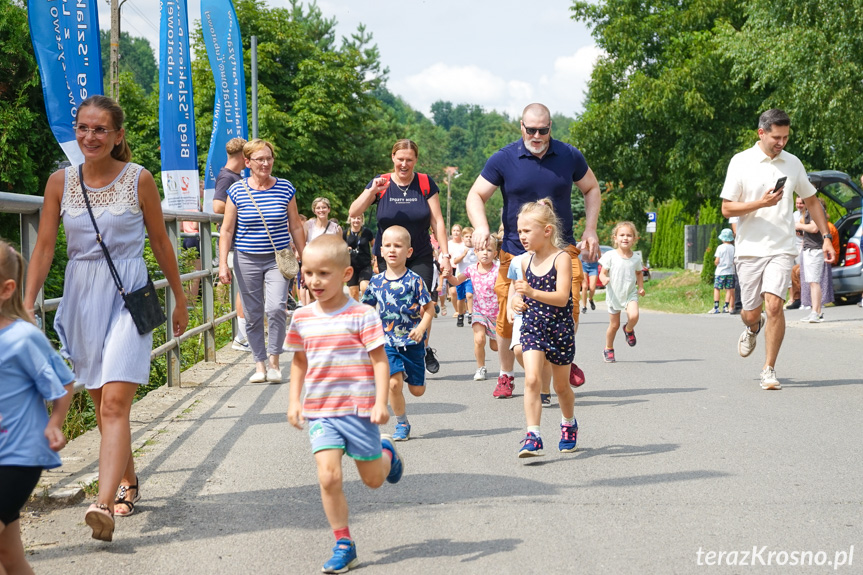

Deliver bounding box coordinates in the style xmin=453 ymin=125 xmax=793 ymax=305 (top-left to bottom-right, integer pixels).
xmin=735 ymin=254 xmax=795 ymax=311
xmin=801 ymin=248 xmax=825 ymax=284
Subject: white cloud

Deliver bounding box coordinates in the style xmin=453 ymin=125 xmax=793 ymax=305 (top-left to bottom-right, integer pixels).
xmin=540 ymin=45 xmax=604 ymax=117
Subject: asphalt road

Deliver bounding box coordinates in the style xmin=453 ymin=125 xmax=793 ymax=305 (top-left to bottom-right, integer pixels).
xmin=22 ymin=301 xmax=863 ymax=574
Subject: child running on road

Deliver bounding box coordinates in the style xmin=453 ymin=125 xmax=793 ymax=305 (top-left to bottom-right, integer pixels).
xmin=512 ymin=200 xmax=578 ymax=458
xmin=0 ymin=241 xmax=74 ymax=568
xmin=286 ymin=234 xmax=405 ymax=574
xmin=598 ymin=221 xmax=646 ymax=363
xmin=444 ymin=235 xmax=499 ymax=381
xmin=361 ymin=226 xmax=435 ymax=441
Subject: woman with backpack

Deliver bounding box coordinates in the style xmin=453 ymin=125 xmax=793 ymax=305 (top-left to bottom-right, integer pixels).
xmin=349 ymin=139 xmax=452 ymax=374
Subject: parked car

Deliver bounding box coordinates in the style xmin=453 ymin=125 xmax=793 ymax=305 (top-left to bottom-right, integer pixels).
xmin=807 ymin=171 xmax=863 ymax=301
xmin=595 ymin=245 xmax=650 ymax=288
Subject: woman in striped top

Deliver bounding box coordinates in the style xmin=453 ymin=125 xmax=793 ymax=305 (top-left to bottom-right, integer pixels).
xmin=218 ymin=139 xmax=306 ymax=384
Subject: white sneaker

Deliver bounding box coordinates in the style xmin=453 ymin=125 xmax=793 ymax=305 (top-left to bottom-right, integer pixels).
xmin=708 ymin=307 xmax=721 ymax=314
xmin=473 ymin=366 xmax=488 ymax=381
xmin=803 ymin=311 xmax=822 ymax=323
xmin=737 ymin=313 xmax=765 ymax=358
xmin=232 ymin=337 xmax=251 ymax=352
xmin=759 ymin=366 xmax=781 ymax=390
xmin=248 ymin=371 xmax=267 ymax=383
xmin=266 ymin=368 xmax=283 ymax=383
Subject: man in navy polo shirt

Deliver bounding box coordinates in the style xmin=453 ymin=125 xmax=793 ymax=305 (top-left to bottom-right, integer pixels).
xmin=467 ymin=103 xmax=601 ymax=399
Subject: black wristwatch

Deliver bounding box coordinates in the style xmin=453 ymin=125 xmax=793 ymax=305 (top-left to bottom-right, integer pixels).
xmin=823 ymin=233 xmax=833 ymax=240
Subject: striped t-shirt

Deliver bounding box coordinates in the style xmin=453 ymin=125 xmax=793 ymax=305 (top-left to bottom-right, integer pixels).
xmin=284 ymin=299 xmax=385 ymax=418
xmin=226 ymin=177 xmax=296 ymax=254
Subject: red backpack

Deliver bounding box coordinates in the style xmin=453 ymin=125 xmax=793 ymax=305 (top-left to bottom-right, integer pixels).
xmin=375 ymin=173 xmax=431 ymax=200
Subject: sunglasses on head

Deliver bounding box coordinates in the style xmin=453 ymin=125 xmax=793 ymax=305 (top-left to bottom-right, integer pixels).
xmin=522 ymin=123 xmax=550 ymax=136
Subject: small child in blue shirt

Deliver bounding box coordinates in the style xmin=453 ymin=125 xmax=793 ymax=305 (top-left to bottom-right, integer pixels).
xmin=362 ymin=226 xmax=434 ymax=442
xmin=0 ymin=241 xmax=74 ymax=574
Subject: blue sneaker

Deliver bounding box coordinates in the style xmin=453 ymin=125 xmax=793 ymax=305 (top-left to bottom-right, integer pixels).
xmin=518 ymin=432 xmax=545 ymax=458
xmin=322 ymin=538 xmax=358 ymax=573
xmin=392 ymin=421 xmax=411 ymax=441
xmin=381 ymin=435 xmax=404 ymax=484
xmin=559 ymin=421 xmax=578 ymax=453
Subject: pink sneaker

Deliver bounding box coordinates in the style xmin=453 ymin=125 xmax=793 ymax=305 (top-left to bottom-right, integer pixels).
xmin=569 ymin=363 xmax=586 ymax=387
xmin=493 ymin=374 xmax=514 ymax=398
xmin=603 ymin=348 xmax=616 ymax=363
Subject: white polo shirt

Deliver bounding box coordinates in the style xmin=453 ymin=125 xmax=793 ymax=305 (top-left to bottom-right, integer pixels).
xmin=720 ymin=143 xmax=816 ymax=257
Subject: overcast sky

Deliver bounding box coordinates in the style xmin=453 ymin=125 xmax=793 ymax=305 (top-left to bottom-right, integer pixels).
xmin=101 ymin=0 xmax=600 ymax=120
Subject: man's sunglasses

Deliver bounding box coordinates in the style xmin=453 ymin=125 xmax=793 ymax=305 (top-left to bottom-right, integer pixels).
xmin=522 ymin=123 xmax=550 ymax=136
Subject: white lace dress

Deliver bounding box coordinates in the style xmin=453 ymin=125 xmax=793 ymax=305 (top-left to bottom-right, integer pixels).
xmin=55 ymin=163 xmax=153 ymax=389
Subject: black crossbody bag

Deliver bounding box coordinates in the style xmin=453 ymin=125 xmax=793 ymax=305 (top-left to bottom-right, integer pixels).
xmin=78 ymin=165 xmax=167 ymax=335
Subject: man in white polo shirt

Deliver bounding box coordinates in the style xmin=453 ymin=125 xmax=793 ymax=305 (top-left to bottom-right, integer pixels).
xmin=720 ymin=109 xmax=836 ymax=390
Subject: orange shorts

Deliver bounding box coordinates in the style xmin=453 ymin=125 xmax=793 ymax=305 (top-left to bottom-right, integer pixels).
xmin=495 ymin=244 xmax=583 ymax=339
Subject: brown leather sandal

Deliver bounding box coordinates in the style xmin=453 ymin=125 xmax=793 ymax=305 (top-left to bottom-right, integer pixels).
xmin=85 ymin=503 xmax=115 ymax=541
xmin=114 ymin=477 xmax=140 ymax=517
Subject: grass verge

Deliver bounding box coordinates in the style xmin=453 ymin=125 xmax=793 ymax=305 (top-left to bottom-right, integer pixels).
xmin=592 ymin=270 xmax=715 ymax=314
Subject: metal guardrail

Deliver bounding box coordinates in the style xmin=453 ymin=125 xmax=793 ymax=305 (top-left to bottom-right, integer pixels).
xmin=0 ymin=190 xmax=238 ymax=388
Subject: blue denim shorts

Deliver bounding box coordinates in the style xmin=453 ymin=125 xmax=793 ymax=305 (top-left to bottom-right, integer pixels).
xmin=385 ymin=343 xmax=426 ymax=387
xmin=308 ymin=415 xmax=382 ymax=461
xmin=582 ymin=261 xmax=599 ymax=277
xmin=456 ymin=279 xmax=474 ymax=300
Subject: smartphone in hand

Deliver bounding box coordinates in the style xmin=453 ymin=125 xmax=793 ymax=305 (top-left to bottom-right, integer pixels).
xmin=772 ymin=176 xmax=787 ymax=194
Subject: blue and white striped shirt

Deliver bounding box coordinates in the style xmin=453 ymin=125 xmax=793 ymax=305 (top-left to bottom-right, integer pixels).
xmin=227 ymin=178 xmax=297 ymax=254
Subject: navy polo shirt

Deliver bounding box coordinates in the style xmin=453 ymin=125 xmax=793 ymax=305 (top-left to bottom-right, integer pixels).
xmin=481 ymin=138 xmax=589 ymax=254
xmin=366 ymin=174 xmax=440 ymax=261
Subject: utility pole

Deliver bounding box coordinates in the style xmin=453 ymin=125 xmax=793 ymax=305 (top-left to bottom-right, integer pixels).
xmin=109 ymin=0 xmax=128 ymax=101
xmin=444 ymin=166 xmax=460 ymax=232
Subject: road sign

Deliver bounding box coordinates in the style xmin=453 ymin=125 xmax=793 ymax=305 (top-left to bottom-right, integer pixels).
xmin=647 ymin=222 xmax=656 ymax=233
xmin=647 ymin=211 xmax=657 ymax=223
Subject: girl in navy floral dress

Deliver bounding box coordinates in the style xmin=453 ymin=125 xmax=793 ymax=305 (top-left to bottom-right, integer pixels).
xmin=513 ymin=199 xmax=578 ymax=459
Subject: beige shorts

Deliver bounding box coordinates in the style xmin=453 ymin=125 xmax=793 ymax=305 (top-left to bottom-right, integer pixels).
xmin=735 ymin=254 xmax=795 ymax=311
xmin=801 ymin=248 xmax=825 ymax=284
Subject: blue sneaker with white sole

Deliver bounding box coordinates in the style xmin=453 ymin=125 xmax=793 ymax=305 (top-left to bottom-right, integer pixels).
xmin=518 ymin=432 xmax=545 ymax=458
xmin=322 ymin=538 xmax=358 ymax=573
xmin=381 ymin=435 xmax=404 ymax=484
xmin=559 ymin=420 xmax=578 ymax=453
xmin=393 ymin=421 xmax=411 ymax=441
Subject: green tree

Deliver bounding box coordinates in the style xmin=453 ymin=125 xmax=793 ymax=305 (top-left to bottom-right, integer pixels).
xmin=719 ymin=0 xmax=863 ymax=173
xmin=0 ymin=0 xmax=64 ymax=196
xmin=570 ymin=0 xmax=761 ymax=224
xmin=191 ymin=0 xmax=389 ymax=217
xmin=100 ymin=31 xmax=159 ymax=95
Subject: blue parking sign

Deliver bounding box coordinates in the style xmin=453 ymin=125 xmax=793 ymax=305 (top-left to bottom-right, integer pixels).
xmin=647 ymin=212 xmax=657 ymax=222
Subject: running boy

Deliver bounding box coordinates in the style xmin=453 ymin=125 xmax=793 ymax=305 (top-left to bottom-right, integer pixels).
xmin=710 ymin=228 xmax=736 ymax=314
xmin=286 ymin=234 xmax=405 ymax=574
xmin=454 ymin=226 xmax=478 ymax=324
xmin=362 ymin=226 xmax=434 ymax=441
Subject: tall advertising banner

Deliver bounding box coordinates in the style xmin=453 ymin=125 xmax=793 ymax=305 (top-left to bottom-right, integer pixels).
xmin=159 ymin=0 xmax=199 ymax=211
xmin=201 ymin=0 xmax=248 ymax=213
xmin=27 ymin=0 xmax=104 ymax=166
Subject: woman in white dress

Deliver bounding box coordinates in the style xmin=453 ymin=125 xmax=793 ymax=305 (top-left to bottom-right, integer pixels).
xmin=25 ymin=95 xmax=188 ymax=541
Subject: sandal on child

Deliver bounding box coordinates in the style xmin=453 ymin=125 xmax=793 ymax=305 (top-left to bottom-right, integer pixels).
xmin=114 ymin=478 xmax=141 ymax=517
xmin=85 ymin=503 xmax=115 ymax=541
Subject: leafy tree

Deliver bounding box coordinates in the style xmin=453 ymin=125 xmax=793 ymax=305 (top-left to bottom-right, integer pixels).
xmin=719 ymin=0 xmax=863 ymax=173
xmin=100 ymin=30 xmax=159 ymax=95
xmin=0 ymin=0 xmax=64 ymax=196
xmin=570 ymin=0 xmax=761 ymax=224
xmin=191 ymin=0 xmax=390 ymax=218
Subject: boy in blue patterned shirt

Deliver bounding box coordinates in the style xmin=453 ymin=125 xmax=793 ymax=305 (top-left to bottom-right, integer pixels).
xmin=362 ymin=226 xmax=434 ymax=441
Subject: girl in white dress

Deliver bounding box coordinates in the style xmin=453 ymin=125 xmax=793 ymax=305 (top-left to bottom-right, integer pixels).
xmin=598 ymin=222 xmax=646 ymax=363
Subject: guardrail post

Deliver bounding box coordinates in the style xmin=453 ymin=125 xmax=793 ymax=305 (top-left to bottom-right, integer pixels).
xmin=165 ymin=217 xmax=181 ymax=387
xmin=200 ymin=220 xmax=216 ymax=362
xmin=20 ymin=211 xmax=45 ymax=328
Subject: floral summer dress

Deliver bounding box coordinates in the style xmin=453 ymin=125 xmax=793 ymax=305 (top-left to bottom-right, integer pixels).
xmin=519 ymin=252 xmax=575 ymax=365
xmin=54 ymin=163 xmax=153 ymax=389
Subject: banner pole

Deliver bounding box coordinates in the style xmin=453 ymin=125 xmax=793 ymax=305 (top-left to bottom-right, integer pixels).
xmin=251 ymin=35 xmax=258 ymax=139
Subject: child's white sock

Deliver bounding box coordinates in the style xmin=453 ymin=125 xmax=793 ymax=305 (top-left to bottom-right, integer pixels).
xmin=562 ymin=417 xmax=575 ymax=427
xmin=500 ymin=370 xmax=515 ymax=378
xmin=527 ymin=425 xmax=541 ymax=437
xmin=237 ymin=317 xmax=247 ymax=340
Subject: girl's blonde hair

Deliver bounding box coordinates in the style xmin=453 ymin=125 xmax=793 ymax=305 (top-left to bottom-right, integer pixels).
xmin=611 ymin=221 xmax=638 ymax=247
xmin=517 ymin=198 xmax=565 ymax=249
xmin=0 ymin=240 xmax=34 ymax=324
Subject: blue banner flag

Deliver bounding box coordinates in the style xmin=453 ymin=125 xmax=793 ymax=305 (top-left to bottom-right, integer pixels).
xmin=201 ymin=0 xmax=248 ymax=213
xmin=159 ymin=0 xmax=199 ymax=211
xmin=27 ymin=0 xmax=104 ymax=165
